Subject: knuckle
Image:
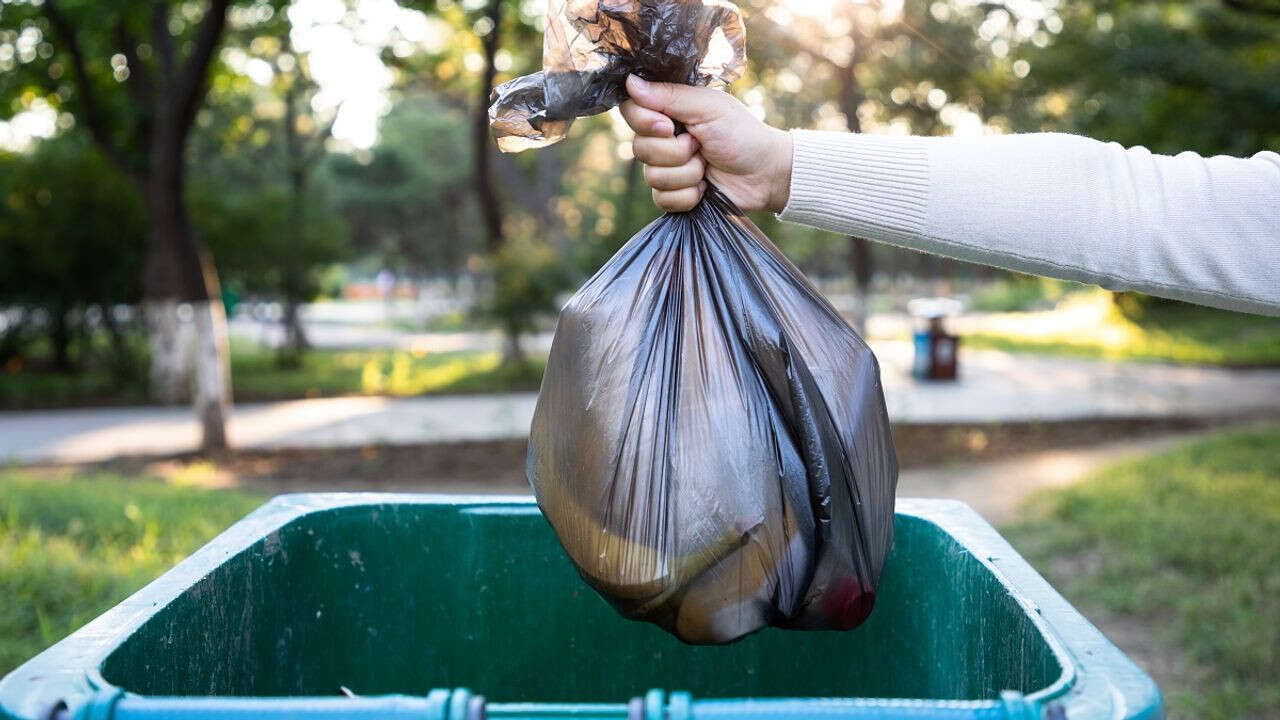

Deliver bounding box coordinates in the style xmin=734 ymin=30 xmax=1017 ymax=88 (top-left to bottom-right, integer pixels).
xmin=658 ymin=187 xmax=692 ymax=212
xmin=642 ymin=164 xmax=663 ymax=188
xmin=632 ymin=138 xmax=655 ymax=162
xmin=653 ymin=189 xmax=685 ymax=212
xmin=644 ymin=139 xmax=682 ymax=166
xmin=654 ymin=174 xmax=682 ymax=192
xmin=655 ymin=83 xmax=676 ymax=109
xmin=679 ymin=167 xmax=704 ymax=191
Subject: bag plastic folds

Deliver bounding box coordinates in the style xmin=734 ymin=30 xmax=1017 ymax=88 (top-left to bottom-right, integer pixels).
xmin=491 ymin=0 xmax=898 ymax=645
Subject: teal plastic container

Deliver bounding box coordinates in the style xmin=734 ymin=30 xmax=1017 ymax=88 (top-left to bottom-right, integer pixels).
xmin=0 ymin=495 xmax=1161 ymax=720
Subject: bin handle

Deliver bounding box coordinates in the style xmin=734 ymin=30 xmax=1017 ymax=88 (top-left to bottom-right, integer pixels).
xmin=59 ymin=688 xmax=469 ymax=720
xmin=488 ymin=690 xmax=1047 ymax=720
xmin=55 ymin=687 xmax=1046 ymax=720
xmin=621 ymin=690 xmax=1041 ymax=720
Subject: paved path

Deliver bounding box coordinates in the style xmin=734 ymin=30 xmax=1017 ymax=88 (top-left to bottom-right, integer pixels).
xmin=3 ymin=342 xmax=1279 ymax=464
xmin=876 ymin=342 xmax=1280 ymax=423
xmin=0 ymin=394 xmax=540 ymax=464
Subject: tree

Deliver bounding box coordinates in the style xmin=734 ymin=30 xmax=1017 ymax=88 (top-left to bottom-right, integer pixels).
xmin=190 ymin=22 xmax=348 ymax=366
xmin=1007 ymin=0 xmax=1279 ymax=308
xmin=275 ymin=33 xmax=336 ymax=362
xmin=482 ymin=235 xmax=569 ymax=365
xmin=733 ymin=0 xmax=1043 ymax=312
xmin=0 ymin=132 xmax=146 ymax=374
xmin=188 ymin=173 xmax=347 ymax=363
xmin=392 ymin=0 xmax=558 ymax=365
xmin=472 ymin=0 xmax=504 ymax=256
xmin=0 ymin=0 xmax=271 ymax=449
xmin=1013 ymin=0 xmax=1280 ymax=156
xmin=328 ymin=94 xmax=478 ymax=282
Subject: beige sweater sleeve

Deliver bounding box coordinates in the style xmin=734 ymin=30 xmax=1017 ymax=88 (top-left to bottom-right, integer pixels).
xmin=778 ymin=130 xmax=1280 ymax=316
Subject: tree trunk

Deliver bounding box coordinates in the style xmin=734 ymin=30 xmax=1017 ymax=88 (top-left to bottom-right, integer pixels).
xmin=618 ymin=157 xmax=643 ymax=238
xmin=0 ymin=308 xmax=27 ymax=365
xmin=142 ymin=128 xmax=231 ymax=450
xmin=40 ymin=0 xmax=233 ymax=449
xmin=474 ymin=0 xmax=504 ymax=254
xmin=535 ymin=147 xmax=566 ymax=251
xmin=50 ymin=303 xmax=73 ymax=372
xmin=145 ymin=298 xmax=189 ymax=403
xmin=101 ymin=302 xmax=136 ymax=385
xmin=191 ymin=298 xmax=231 ymax=449
xmin=474 ymin=0 xmax=520 ymax=362
xmin=280 ymin=298 xmax=309 ymax=367
xmin=847 ymin=237 xmax=873 ymax=336
xmin=279 ymin=78 xmax=311 ymax=368
xmin=838 ymin=66 xmax=873 ymax=336
xmin=501 ymin=320 xmax=525 ymax=368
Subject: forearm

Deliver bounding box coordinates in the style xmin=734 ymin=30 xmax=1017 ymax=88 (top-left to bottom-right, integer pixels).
xmin=779 ymin=130 xmax=1280 ymax=316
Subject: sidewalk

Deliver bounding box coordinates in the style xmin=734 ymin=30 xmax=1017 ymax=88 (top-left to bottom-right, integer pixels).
xmin=3 ymin=341 xmax=1279 ymax=464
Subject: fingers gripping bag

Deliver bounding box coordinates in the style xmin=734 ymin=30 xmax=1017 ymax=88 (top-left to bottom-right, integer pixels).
xmin=490 ymin=0 xmax=898 ymax=644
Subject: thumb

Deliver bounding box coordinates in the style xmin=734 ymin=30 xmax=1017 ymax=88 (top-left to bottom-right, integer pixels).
xmin=625 ymin=75 xmax=729 ymax=126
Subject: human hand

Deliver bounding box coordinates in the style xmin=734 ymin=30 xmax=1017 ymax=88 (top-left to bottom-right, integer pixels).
xmin=620 ymin=75 xmax=792 ymax=213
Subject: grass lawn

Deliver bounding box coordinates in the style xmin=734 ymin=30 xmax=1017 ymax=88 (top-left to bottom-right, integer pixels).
xmin=963 ymin=291 xmax=1280 ymax=366
xmin=0 ymin=364 xmax=146 ymax=409
xmin=0 ymin=472 xmax=262 ymax=675
xmin=230 ymin=348 xmax=545 ymax=401
xmin=1003 ymin=425 xmax=1280 ymax=719
xmin=0 ymin=347 xmax=546 ymax=409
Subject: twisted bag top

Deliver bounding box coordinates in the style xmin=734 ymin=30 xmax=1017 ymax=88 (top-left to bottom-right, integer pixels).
xmin=491 ymin=0 xmax=898 ymax=644
xmin=490 ymin=0 xmax=745 ymax=151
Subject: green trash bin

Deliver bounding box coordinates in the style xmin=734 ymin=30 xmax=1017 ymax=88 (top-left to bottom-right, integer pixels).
xmin=0 ymin=495 xmax=1161 ymax=720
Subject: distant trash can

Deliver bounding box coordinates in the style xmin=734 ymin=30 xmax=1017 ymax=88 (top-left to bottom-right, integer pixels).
xmin=909 ymin=297 xmax=962 ymax=381
xmin=0 ymin=495 xmax=1163 ymax=720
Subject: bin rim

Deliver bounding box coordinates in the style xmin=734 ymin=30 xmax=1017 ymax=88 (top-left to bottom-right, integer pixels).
xmin=0 ymin=494 xmax=1162 ymax=720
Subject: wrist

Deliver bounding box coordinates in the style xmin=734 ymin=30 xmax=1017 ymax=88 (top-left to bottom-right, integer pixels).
xmin=766 ymin=128 xmax=793 ymax=214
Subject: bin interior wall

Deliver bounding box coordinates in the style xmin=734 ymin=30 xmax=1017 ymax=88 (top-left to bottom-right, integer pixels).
xmin=100 ymin=504 xmax=1062 ymax=702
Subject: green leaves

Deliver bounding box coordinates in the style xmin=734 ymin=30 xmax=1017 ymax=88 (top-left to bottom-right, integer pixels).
xmin=1016 ymin=0 xmax=1280 ymax=155
xmin=0 ymin=131 xmax=144 ymax=307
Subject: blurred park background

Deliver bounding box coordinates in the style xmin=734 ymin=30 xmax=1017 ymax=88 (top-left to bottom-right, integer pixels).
xmin=1 ymin=0 xmax=1278 ymax=716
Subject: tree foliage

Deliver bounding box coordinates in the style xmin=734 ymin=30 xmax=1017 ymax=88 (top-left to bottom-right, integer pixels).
xmin=0 ymin=132 xmax=145 ymax=370
xmin=1014 ymin=0 xmax=1280 ymax=156
xmin=3 ymin=0 xmax=1276 ymax=381
xmin=327 ymin=94 xmax=475 ymax=279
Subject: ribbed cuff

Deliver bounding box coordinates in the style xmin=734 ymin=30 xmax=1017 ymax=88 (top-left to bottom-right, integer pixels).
xmin=778 ymin=130 xmax=930 ymax=241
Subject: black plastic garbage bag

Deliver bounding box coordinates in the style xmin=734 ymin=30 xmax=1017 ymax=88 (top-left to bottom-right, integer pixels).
xmin=492 ymin=0 xmax=898 ymax=645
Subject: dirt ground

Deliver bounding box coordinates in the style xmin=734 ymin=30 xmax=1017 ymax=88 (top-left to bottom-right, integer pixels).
xmin=38 ymin=415 xmax=1220 ymax=496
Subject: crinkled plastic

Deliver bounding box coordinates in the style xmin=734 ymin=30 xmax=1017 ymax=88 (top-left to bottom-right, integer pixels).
xmin=493 ymin=0 xmax=898 ymax=645
xmin=528 ymin=188 xmax=898 ymax=644
xmin=489 ymin=0 xmax=746 ymax=151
